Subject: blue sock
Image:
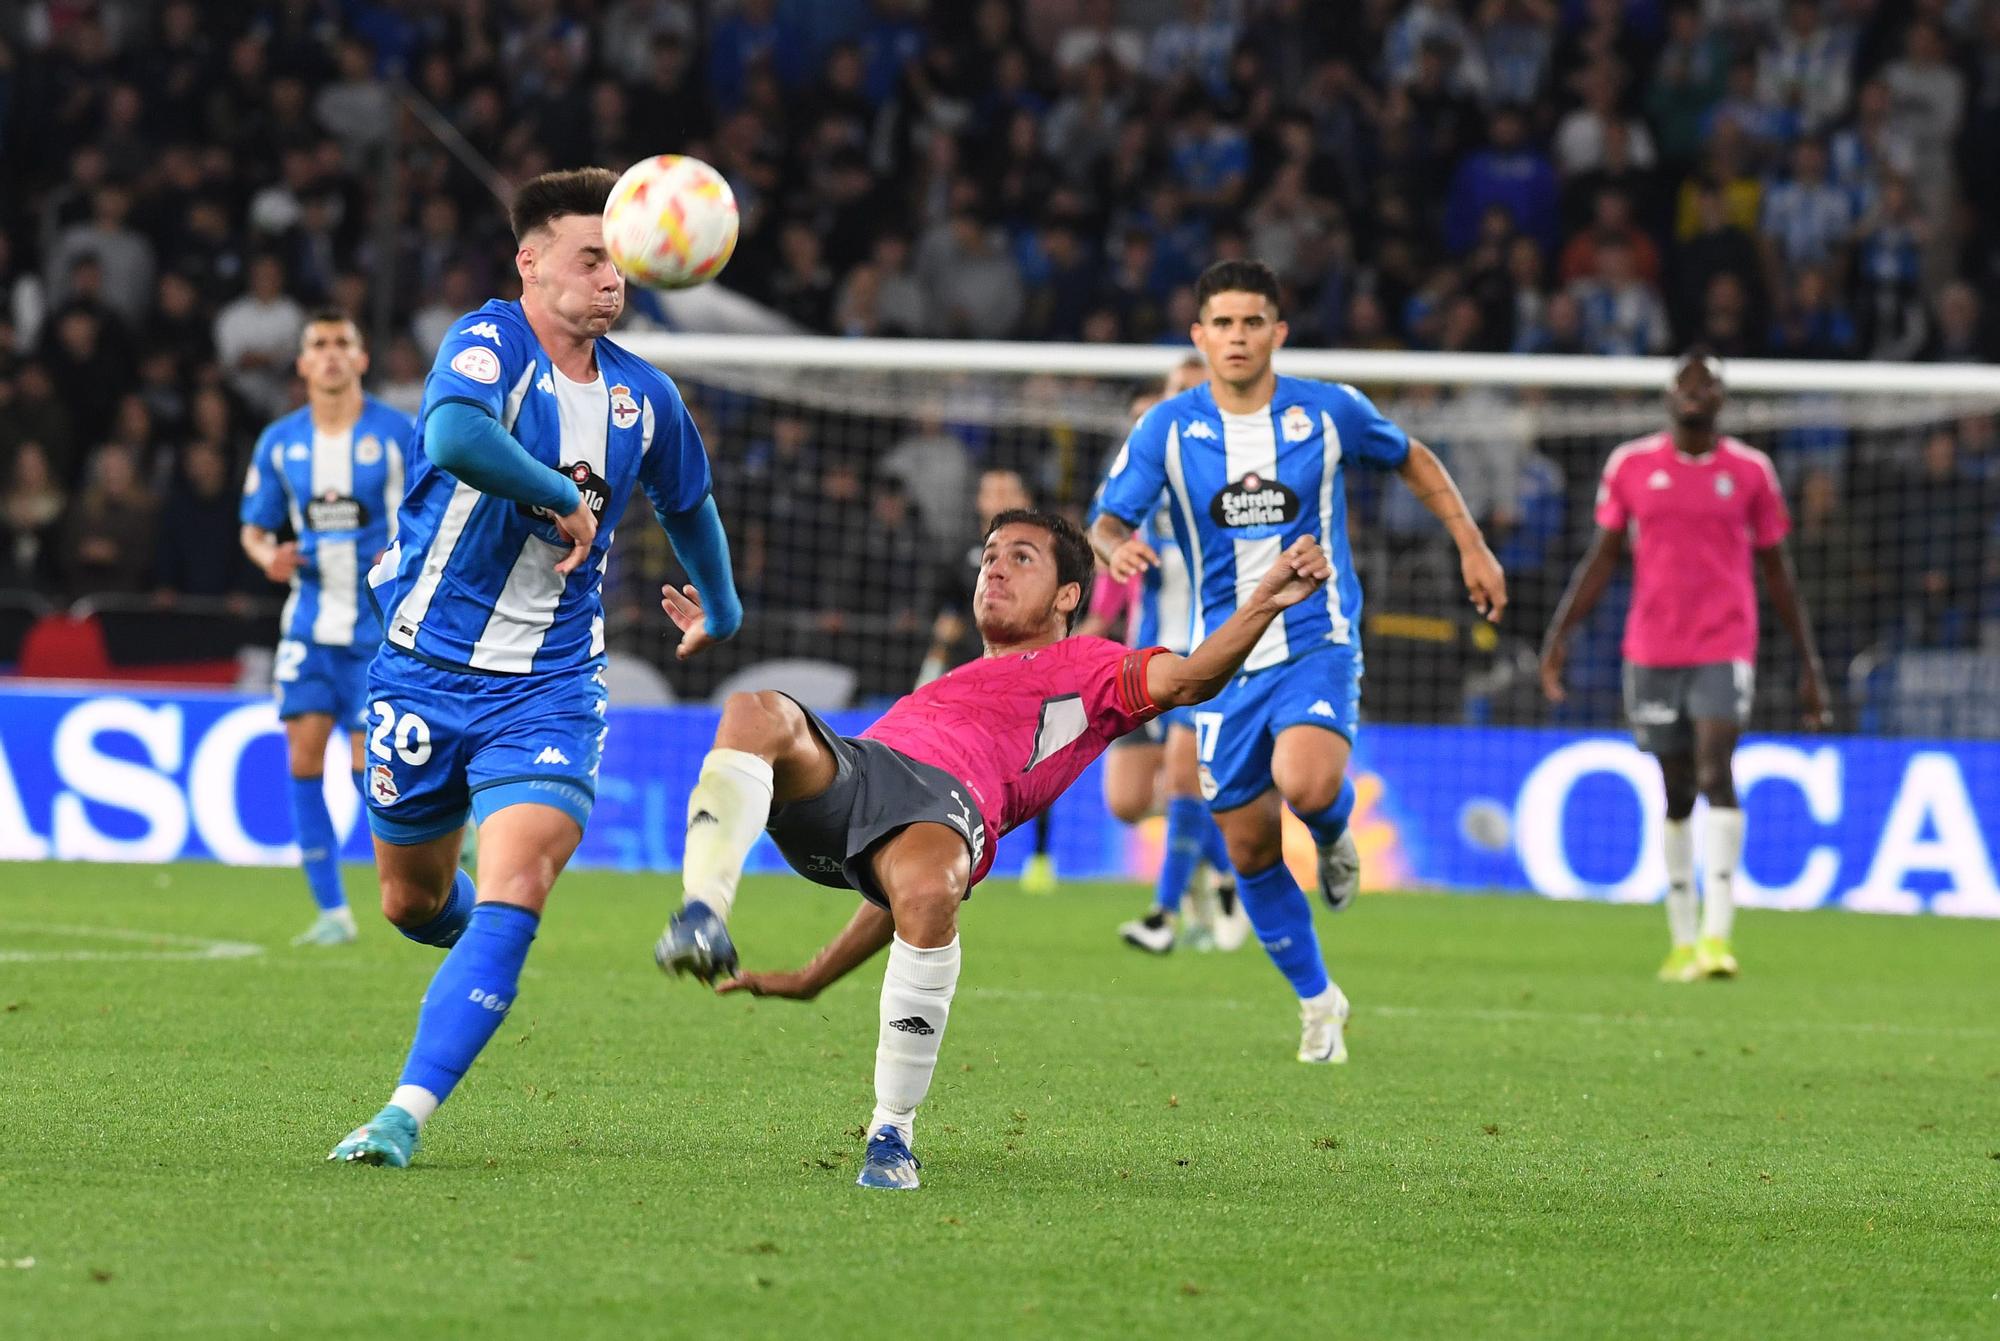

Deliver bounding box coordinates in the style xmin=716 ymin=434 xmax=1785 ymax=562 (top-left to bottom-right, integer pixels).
xmin=289 ymin=775 xmax=345 ymax=912
xmin=1236 ymin=861 xmax=1331 ymax=998
xmin=401 ymin=869 xmax=476 ymax=948
xmin=397 ymin=902 xmax=539 ymax=1105
xmin=1189 ymin=802 xmax=1232 ymax=875
xmin=1297 ymin=777 xmax=1356 ymax=847
xmin=1154 ymin=797 xmax=1210 ymax=914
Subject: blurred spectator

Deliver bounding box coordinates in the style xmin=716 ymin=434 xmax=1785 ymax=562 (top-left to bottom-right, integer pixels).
xmin=1054 ymin=0 xmax=1145 ymax=77
xmin=0 ymin=443 xmax=67 ymax=590
xmin=1854 ymin=174 xmax=1929 ymax=362
xmin=376 ymin=336 xmax=427 ymax=416
xmin=48 ymin=186 xmax=154 ymax=327
xmin=1444 ymin=104 xmax=1558 ymax=256
xmin=1476 ymin=0 xmax=1556 ymax=110
xmin=1558 ymin=189 xmax=1661 ymax=288
xmin=1647 ymin=3 xmax=1730 ymax=164
xmin=1565 ymin=238 xmax=1669 ymax=355
xmin=1893 ymin=429 xmax=1987 ymax=648
xmin=1555 ymin=60 xmax=1657 ymax=178
xmin=1756 ymin=0 xmax=1853 ymax=137
xmin=880 ymin=415 xmax=972 ymax=550
xmin=1758 ymin=138 xmax=1853 ymax=284
xmin=1146 ymin=0 xmax=1236 ymax=96
xmin=60 ymin=444 xmax=157 ymax=599
xmin=214 ymin=255 xmax=306 ymax=417
xmin=1767 ymin=266 xmax=1856 ymax=359
xmin=1926 ymin=280 xmax=1998 ymax=364
xmin=1789 ymin=467 xmax=1869 ymax=667
xmin=1673 ymin=182 xmax=1764 ymax=339
xmin=314 ymin=38 xmax=395 ymax=160
xmin=152 ymin=440 xmax=250 ymax=601
xmin=915 ymin=211 xmax=1024 ymax=339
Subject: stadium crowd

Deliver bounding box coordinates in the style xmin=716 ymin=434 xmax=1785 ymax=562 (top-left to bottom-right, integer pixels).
xmin=0 ymin=0 xmax=1996 ymax=690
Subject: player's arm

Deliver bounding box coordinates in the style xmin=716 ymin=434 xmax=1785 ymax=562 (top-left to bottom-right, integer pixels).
xmin=1757 ymin=543 xmax=1832 ymax=728
xmin=1088 ymin=413 xmax=1172 ymax=579
xmin=714 ymin=899 xmax=896 ymax=1000
xmin=1538 ymin=526 xmax=1627 ymax=703
xmin=423 ymin=402 xmax=597 ymax=574
xmin=1145 ymin=536 xmax=1332 ymax=709
xmin=642 ymin=389 xmax=743 ymax=659
xmin=238 ymin=434 xmax=298 ymax=583
xmin=1396 ymin=437 xmax=1507 ymax=622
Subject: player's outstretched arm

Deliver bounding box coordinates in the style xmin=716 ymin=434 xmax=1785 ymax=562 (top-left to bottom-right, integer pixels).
xmin=1396 ymin=439 xmax=1506 ymax=622
xmin=1538 ymin=526 xmax=1627 ymax=703
xmin=1145 ymin=536 xmax=1332 ymax=709
xmin=238 ymin=524 xmax=298 ymax=583
xmin=1756 ymin=544 xmax=1832 ymax=728
xmin=423 ymin=402 xmax=598 ymax=572
xmin=1088 ymin=513 xmax=1161 ymax=582
xmin=656 ymin=497 xmax=743 ymax=659
xmin=714 ymin=898 xmax=896 ymax=1001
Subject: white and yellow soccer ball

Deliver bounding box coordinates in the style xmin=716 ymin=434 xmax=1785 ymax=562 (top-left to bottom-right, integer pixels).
xmin=602 ymin=154 xmax=739 ymax=289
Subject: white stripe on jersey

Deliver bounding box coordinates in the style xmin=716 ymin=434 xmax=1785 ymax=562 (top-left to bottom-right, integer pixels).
xmin=1161 ymin=423 xmax=1208 ymax=644
xmin=467 ymin=369 xmax=610 ymax=673
xmin=1154 ymin=532 xmax=1193 ymax=654
xmin=309 ymin=427 xmax=358 ymax=644
xmin=389 ymin=483 xmax=479 ymax=649
xmin=383 ymin=436 xmax=405 ymax=544
xmin=1317 ymin=411 xmax=1352 ymax=644
xmin=1222 ymin=408 xmax=1289 ymax=672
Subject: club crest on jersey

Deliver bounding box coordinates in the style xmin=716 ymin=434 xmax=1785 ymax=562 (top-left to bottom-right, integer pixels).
xmin=608 ymin=384 xmax=640 ymax=430
xmin=368 ymin=764 xmax=400 ymax=806
xmin=1715 ymin=473 xmax=1735 ymax=497
xmin=355 ymin=434 xmax=383 ymax=466
xmin=1210 ymin=471 xmax=1301 ymax=533
xmin=1282 ymin=405 xmax=1313 ymax=442
xmin=304 ymin=491 xmax=367 ymax=532
xmin=451 ymin=345 xmax=501 ymax=384
xmin=1648 ymin=470 xmax=1672 ymax=490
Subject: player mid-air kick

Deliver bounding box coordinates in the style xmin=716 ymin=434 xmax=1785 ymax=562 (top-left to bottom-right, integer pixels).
xmin=1091 ymin=260 xmax=1506 ymax=1060
xmin=328 ymin=168 xmax=742 ymax=1168
xmin=655 ymin=511 xmax=1333 ymax=1189
xmin=240 ymin=311 xmax=415 ymax=947
xmin=1540 ymin=348 xmax=1828 ymax=982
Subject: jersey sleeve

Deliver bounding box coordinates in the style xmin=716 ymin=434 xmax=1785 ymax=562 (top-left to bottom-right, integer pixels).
xmin=635 ymin=376 xmax=714 ymax=517
xmin=1078 ymin=637 xmax=1167 ymax=734
xmin=1094 ymin=406 xmax=1172 ymax=527
xmin=1088 ymin=569 xmax=1139 ymax=636
xmin=1747 ymin=453 xmax=1791 ymax=548
xmin=423 ymin=310 xmax=535 ymax=419
xmin=1331 ymin=383 xmax=1411 ymax=468
xmin=1593 ymin=453 xmax=1631 ymax=531
xmin=239 ymin=427 xmax=289 ymax=530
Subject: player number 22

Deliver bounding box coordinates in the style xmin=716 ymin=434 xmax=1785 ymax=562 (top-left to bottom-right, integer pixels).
xmin=369 ymin=701 xmax=434 ymax=766
xmin=273 ymin=640 xmax=306 ymax=683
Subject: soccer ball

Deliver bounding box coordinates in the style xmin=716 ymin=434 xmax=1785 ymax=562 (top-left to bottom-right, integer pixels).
xmin=601 ymin=154 xmax=739 ymax=290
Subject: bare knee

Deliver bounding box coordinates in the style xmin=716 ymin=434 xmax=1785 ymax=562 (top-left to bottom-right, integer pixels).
xmin=379 ymin=871 xmax=450 ymax=927
xmin=1280 ymin=772 xmax=1344 ymax=819
xmin=1696 ymin=760 xmax=1736 ymax=807
xmin=718 ymin=691 xmax=799 ymax=751
xmin=888 ymin=880 xmax=962 ymax=948
xmin=1224 ymin=828 xmax=1282 ymax=877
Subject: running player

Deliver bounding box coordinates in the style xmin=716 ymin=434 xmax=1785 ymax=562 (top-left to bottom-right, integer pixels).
xmin=239 ymin=311 xmax=414 ymax=947
xmin=654 ymin=513 xmax=1331 ymax=1189
xmin=1085 ymin=358 xmax=1246 ymax=954
xmin=1539 ymin=349 xmax=1829 ymax=982
xmin=1091 ymin=259 xmax=1506 ymax=1061
xmin=328 ymin=169 xmax=741 ymax=1168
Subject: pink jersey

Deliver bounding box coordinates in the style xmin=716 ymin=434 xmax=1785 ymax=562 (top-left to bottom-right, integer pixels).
xmin=863 ymin=636 xmax=1164 ymax=884
xmin=1087 ymin=570 xmax=1140 ymax=644
xmin=1594 ymin=432 xmax=1789 ymax=667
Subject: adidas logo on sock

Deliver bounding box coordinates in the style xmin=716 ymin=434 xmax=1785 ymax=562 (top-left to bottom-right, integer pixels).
xmin=690 ymin=810 xmax=719 ymax=827
xmin=888 ymin=1015 xmax=935 ymax=1035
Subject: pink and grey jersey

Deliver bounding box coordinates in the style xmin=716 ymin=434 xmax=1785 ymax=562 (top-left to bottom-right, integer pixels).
xmin=863 ymin=635 xmax=1164 ymax=883
xmin=1594 ymin=432 xmax=1790 ymax=667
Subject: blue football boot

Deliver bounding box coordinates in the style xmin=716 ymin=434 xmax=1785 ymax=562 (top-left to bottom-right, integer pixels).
xmin=856 ymin=1125 xmax=921 ymax=1190
xmin=655 ymin=900 xmax=738 ymax=984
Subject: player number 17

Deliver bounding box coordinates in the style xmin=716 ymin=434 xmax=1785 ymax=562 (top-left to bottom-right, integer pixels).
xmin=1191 ymin=711 xmax=1224 ymax=763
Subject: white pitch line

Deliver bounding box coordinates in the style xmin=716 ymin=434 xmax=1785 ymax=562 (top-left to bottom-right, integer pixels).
xmin=967 ymin=986 xmax=2000 ymax=1042
xmin=0 ymin=921 xmax=264 ymax=964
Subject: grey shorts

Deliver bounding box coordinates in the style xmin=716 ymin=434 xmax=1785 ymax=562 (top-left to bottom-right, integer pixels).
xmin=764 ymin=698 xmax=983 ymax=909
xmin=1622 ymin=661 xmax=1754 ymax=754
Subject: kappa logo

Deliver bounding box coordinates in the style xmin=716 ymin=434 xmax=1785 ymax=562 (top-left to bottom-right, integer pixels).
xmin=537 ymin=372 xmax=555 ymax=395
xmin=287 ymin=443 xmax=310 ymax=460
xmin=368 ymin=763 xmax=399 ymax=806
xmin=1282 ymin=404 xmax=1314 ymax=442
xmin=1308 ymin=699 xmax=1336 ymax=719
xmin=535 ymin=746 xmax=572 ymax=766
xmin=1647 ymin=469 xmax=1672 ymax=490
xmin=1715 ymin=473 xmax=1735 ymax=497
xmin=1182 ymin=420 xmax=1217 ymax=440
xmin=690 ymin=810 xmax=718 ymax=827
xmin=461 ymin=321 xmax=503 ymax=345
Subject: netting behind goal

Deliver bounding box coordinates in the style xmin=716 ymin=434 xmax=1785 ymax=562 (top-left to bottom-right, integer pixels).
xmin=608 ymin=336 xmax=2000 ymax=911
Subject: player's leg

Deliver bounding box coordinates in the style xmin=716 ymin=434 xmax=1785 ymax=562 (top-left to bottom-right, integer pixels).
xmin=1692 ymin=709 xmax=1745 ymax=979
xmin=1167 ymin=720 xmax=1245 ymax=951
xmin=1654 ymin=749 xmax=1701 ymax=983
xmin=1109 ymin=730 xmax=1182 ymax=951
xmin=857 ymin=821 xmax=972 ymax=1189
xmin=1021 ymin=809 xmax=1058 ymax=894
xmin=282 ymin=708 xmax=357 ymax=946
xmin=656 ymin=690 xmax=838 ymax=980
xmin=1268 ymin=647 xmax=1365 ymax=911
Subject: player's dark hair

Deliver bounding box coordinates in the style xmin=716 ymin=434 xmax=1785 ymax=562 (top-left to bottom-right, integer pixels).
xmin=986 ymin=508 xmax=1095 ymax=633
xmin=1672 ymin=343 xmax=1725 ymax=385
xmin=510 ymin=167 xmax=619 ymax=243
xmin=303 ymin=307 xmax=362 ymax=345
xmin=1194 ymin=259 xmax=1282 ymax=318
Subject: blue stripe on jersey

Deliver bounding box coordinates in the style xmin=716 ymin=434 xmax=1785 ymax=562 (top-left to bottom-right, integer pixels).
xmin=1097 ymin=376 xmax=1408 ymax=673
xmin=240 ymin=396 xmax=415 ymax=648
xmin=371 ymin=300 xmax=713 ymax=676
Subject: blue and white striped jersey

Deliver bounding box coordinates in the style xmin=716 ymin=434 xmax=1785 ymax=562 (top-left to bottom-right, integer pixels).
xmin=1132 ymin=501 xmax=1195 ymax=655
xmin=1097 ymin=376 xmax=1410 ymax=673
xmin=371 ymin=300 xmax=712 ymax=675
xmin=240 ymin=395 xmax=414 ymax=649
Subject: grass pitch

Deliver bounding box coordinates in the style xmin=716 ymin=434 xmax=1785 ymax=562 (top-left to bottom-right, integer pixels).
xmin=3 ymin=863 xmax=1997 ymax=1340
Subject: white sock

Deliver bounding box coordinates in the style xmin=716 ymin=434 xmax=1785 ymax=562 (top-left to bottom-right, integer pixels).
xmin=681 ymin=749 xmax=774 ymax=923
xmin=868 ymin=934 xmax=961 ymax=1143
xmin=1663 ymin=817 xmax=1697 ymax=947
xmin=389 ymin=1084 xmax=439 ymax=1127
xmin=1701 ymin=806 xmax=1746 ymax=942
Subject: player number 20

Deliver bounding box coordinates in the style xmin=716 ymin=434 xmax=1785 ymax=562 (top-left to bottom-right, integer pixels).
xmin=1191 ymin=711 xmax=1224 ymax=763
xmin=369 ymin=701 xmax=434 ymax=766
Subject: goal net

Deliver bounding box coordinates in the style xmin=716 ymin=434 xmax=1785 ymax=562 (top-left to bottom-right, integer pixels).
xmin=617 ymin=334 xmax=2000 ymax=915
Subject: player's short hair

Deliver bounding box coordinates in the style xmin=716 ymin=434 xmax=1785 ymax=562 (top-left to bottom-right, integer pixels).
xmin=1194 ymin=259 xmax=1281 ymax=318
xmin=302 ymin=307 xmax=363 ymax=346
xmin=1672 ymin=343 xmax=1725 ymax=386
xmin=510 ymin=167 xmax=618 ymax=243
xmin=986 ymin=508 xmax=1095 ymax=633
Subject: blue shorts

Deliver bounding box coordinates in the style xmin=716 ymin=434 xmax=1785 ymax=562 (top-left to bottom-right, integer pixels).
xmin=1188 ymin=643 xmax=1361 ymax=812
xmin=362 ymin=649 xmax=609 ymax=845
xmin=275 ymin=639 xmax=372 ymax=730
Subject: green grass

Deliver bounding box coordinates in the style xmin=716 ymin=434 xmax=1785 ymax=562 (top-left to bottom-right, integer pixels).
xmin=2 ymin=864 xmax=1997 ymax=1340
